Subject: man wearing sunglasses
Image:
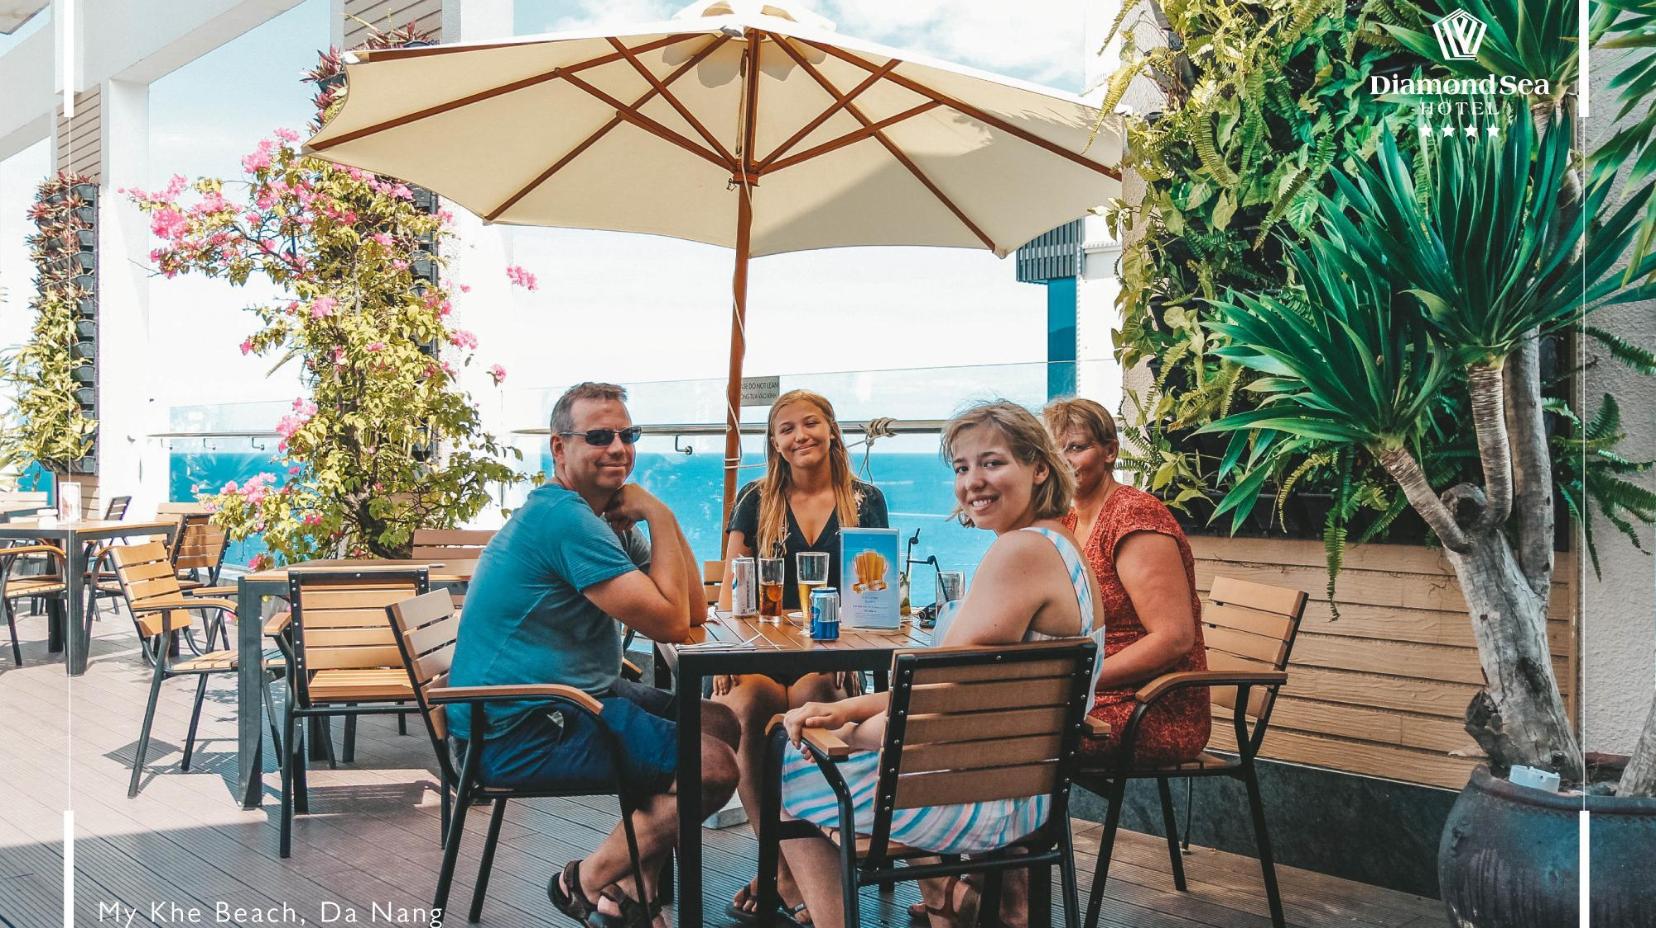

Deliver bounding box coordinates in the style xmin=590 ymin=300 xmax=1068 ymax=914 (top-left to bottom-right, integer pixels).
xmin=449 ymin=381 xmax=739 ymax=926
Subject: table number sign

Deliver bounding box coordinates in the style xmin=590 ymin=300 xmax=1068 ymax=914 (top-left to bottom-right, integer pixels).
xmin=839 ymin=527 xmax=900 ymax=628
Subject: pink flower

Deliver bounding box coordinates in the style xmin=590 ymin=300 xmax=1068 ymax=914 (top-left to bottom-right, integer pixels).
xmin=309 ymin=296 xmax=337 ymax=319
xmin=222 ymin=480 xmax=240 ymax=494
xmin=391 ymin=259 xmax=408 ymax=271
xmin=150 ymin=207 xmax=186 ymax=240
xmin=505 ymin=265 xmax=539 ymax=291
xmin=457 ymin=283 xmax=471 ymax=293
xmin=241 ymin=149 xmax=273 ymax=173
xmin=370 ymin=232 xmax=392 ymax=247
xmin=366 ymin=341 xmax=385 ymax=353
xmin=288 ymin=466 xmax=301 ymax=476
xmin=163 ymin=175 xmax=188 ymax=198
xmin=448 ymin=329 xmax=478 ymax=350
xmin=274 ymin=127 xmax=300 ymax=143
xmin=390 ymin=184 xmax=412 ymax=200
xmin=488 ymin=364 xmax=507 ymax=385
xmin=331 ymin=347 xmax=346 ymax=364
xmin=302 ymin=512 xmax=322 ymax=526
xmin=239 ymin=338 xmax=254 ymax=355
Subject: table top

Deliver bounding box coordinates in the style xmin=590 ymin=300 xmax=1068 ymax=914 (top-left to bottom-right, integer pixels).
xmin=241 ymin=557 xmax=478 ymax=584
xmin=668 ymin=610 xmax=933 ymax=655
xmin=0 ymin=518 xmax=179 ymax=539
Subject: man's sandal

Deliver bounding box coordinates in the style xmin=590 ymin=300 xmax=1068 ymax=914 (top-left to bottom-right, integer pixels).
xmin=549 ymin=860 xmax=609 ymax=928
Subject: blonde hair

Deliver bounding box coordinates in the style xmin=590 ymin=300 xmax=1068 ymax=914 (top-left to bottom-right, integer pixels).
xmin=942 ymin=400 xmax=1075 ymax=527
xmin=753 ymin=390 xmax=862 ymax=557
xmin=1041 ymin=397 xmax=1119 ymax=450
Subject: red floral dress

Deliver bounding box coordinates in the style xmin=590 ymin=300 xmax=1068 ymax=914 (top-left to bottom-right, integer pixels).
xmin=1063 ymin=485 xmax=1210 ymax=767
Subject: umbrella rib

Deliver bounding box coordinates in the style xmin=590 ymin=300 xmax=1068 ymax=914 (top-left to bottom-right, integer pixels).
xmin=561 ymin=71 xmax=734 ymax=171
xmin=769 ymin=34 xmax=996 ymax=252
xmin=607 ymin=37 xmax=737 ymax=166
xmin=763 ymin=102 xmax=940 ymax=174
xmin=753 ymin=58 xmax=901 ymax=172
xmin=485 ymin=36 xmax=729 ymax=221
xmin=308 ymin=34 xmax=701 ymax=151
xmin=797 ymin=38 xmax=1122 ymax=181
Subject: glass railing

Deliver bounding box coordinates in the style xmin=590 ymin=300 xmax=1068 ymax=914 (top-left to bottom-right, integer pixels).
xmin=161 ymin=358 xmax=1121 ymax=588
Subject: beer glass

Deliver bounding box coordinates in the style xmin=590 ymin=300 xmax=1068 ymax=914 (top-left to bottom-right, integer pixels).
xmin=796 ymin=552 xmax=829 ymax=615
xmin=758 ymin=557 xmax=785 ymax=622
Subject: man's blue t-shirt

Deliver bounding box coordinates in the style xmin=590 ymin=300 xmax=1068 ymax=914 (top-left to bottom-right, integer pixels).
xmin=447 ymin=482 xmax=650 ymax=741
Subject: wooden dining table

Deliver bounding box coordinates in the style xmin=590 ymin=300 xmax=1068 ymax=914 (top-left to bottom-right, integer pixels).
xmin=233 ymin=557 xmax=477 ymax=810
xmin=0 ymin=518 xmax=180 ymax=675
xmin=659 ymin=611 xmax=935 ymax=928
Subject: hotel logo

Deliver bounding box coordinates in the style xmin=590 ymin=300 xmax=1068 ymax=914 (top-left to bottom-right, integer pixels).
xmin=1433 ymin=9 xmax=1487 ymax=61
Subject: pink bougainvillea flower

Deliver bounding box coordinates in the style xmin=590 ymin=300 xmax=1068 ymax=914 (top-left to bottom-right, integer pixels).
xmin=448 ymin=329 xmax=478 ymax=350
xmin=241 ymin=148 xmax=273 ymax=173
xmin=370 ymin=232 xmax=393 ymax=248
xmin=488 ymin=364 xmax=507 ymax=385
xmin=149 ymin=207 xmax=187 ymax=240
xmin=274 ymin=127 xmax=300 ymax=143
xmin=222 ymin=480 xmax=240 ymax=494
xmin=366 ymin=341 xmax=385 ymax=353
xmin=331 ymin=346 xmax=346 ymax=364
xmin=309 ymin=296 xmax=337 ymax=319
xmin=391 ymin=259 xmax=408 ymax=271
xmin=505 ymin=265 xmax=539 ymax=291
xmin=239 ymin=337 xmax=254 ymax=356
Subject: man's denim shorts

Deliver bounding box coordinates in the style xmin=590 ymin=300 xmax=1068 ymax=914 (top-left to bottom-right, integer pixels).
xmin=473 ymin=678 xmax=677 ymax=794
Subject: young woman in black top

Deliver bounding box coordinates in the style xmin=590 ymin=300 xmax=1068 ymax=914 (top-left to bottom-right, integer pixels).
xmin=715 ymin=389 xmax=888 ymax=923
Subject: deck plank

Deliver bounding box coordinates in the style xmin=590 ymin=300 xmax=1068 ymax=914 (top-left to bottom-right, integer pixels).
xmin=0 ymin=607 xmax=1441 ymax=928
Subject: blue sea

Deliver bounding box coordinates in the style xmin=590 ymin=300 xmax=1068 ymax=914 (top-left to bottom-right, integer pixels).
xmin=170 ymin=450 xmax=992 ymax=603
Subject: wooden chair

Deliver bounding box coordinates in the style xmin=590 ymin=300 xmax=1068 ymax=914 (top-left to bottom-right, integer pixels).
xmin=703 ymin=559 xmax=725 ymax=607
xmin=387 ymin=590 xmax=653 ymax=922
xmin=271 ymin=566 xmax=429 ymax=857
xmin=1075 ymin=576 xmax=1307 ymax=928
xmin=412 ymin=528 xmax=493 ymax=609
xmin=2 ymin=543 xmax=66 ymax=665
xmin=109 ymin=542 xmax=286 ymax=796
xmin=757 ymin=639 xmax=1100 ymax=928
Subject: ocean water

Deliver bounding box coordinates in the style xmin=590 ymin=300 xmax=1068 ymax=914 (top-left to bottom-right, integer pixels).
xmin=171 ymin=450 xmax=992 ymax=602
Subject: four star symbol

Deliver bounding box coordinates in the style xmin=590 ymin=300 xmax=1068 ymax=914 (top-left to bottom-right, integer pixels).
xmin=1418 ymin=121 xmax=1508 ymax=141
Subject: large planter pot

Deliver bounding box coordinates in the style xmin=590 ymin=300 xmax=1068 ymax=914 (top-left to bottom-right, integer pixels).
xmin=1439 ymin=766 xmax=1656 ymax=927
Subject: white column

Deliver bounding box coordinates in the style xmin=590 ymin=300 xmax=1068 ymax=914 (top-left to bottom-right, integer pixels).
xmin=96 ymin=78 xmax=164 ymax=515
xmin=444 ymin=0 xmax=513 ymax=41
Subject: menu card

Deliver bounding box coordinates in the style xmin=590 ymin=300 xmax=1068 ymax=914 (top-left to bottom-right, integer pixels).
xmin=839 ymin=527 xmax=900 ymax=628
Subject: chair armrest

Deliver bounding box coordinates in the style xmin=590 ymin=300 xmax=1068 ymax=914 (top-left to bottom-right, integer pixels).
xmin=186 ymin=585 xmax=239 ymax=597
xmin=129 ymin=596 xmax=236 ymax=613
xmin=620 ymin=657 xmax=644 ymax=682
xmin=426 ymin=684 xmax=604 ymax=715
xmin=1083 ymin=716 xmax=1111 ymax=739
xmin=262 ymin=611 xmax=291 ymax=636
xmin=1134 ymin=670 xmax=1288 ymax=705
xmin=1 ymin=544 xmax=66 ymax=559
xmin=764 ymin=714 xmax=852 ymax=760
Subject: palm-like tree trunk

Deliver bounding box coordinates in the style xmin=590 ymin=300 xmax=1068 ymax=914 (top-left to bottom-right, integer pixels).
xmin=1624 ymin=693 xmax=1656 ymax=796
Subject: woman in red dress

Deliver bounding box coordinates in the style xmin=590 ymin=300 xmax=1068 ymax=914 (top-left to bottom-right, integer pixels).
xmin=1042 ymin=398 xmax=1209 ymax=766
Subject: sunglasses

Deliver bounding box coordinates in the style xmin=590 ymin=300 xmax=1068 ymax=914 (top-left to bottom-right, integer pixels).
xmin=559 ymin=426 xmax=644 ymax=446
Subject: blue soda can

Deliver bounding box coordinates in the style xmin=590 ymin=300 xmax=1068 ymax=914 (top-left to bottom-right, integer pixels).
xmin=809 ymin=588 xmax=840 ymax=641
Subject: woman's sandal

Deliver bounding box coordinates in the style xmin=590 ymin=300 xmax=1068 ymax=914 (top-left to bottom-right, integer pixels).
xmin=922 ymin=874 xmax=981 ymax=928
xmin=728 ymin=879 xmax=810 ymax=927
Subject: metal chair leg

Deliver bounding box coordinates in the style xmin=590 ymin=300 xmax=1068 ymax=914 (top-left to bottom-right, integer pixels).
xmin=181 ymin=674 xmax=209 ymax=771
xmin=397 ymin=713 xmax=408 ymax=736
xmin=128 ymin=637 xmax=168 ymax=797
xmin=1243 ymin=766 xmax=1286 ymax=928
xmin=262 ymin=673 xmax=283 ymax=757
xmin=433 ymin=756 xmax=478 ymax=913
xmin=342 ymin=711 xmax=356 ymax=765
xmin=1156 ymin=777 xmax=1187 ymax=892
xmin=756 ymin=732 xmax=784 ymax=928
xmin=1058 ymin=825 xmax=1082 ymax=928
xmin=468 ymin=797 xmax=509 ymax=922
xmin=280 ymin=703 xmax=298 ymax=858
xmin=1082 ymin=778 xmax=1127 ymax=928
xmin=5 ymin=598 xmax=20 ymax=666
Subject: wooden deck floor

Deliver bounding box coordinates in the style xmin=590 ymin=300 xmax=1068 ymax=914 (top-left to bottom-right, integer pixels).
xmin=0 ymin=605 xmax=1445 ymax=928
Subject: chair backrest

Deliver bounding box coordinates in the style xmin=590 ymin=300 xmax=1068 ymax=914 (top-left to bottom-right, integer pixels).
xmin=103 ymin=495 xmax=132 ymax=521
xmin=868 ymin=639 xmax=1097 ymax=864
xmin=387 ymin=589 xmax=462 ymax=780
xmin=703 ymin=559 xmax=725 ymax=606
xmin=1201 ymin=576 xmax=1308 ymax=731
xmin=411 ymin=528 xmax=494 ymax=561
xmin=109 ymin=541 xmax=192 ymax=639
xmin=173 ymin=513 xmax=229 ymax=579
xmin=288 ymin=567 xmax=430 ymax=706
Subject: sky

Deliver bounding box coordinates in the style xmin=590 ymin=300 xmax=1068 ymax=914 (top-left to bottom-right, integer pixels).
xmin=2 ymin=0 xmax=1105 ymax=439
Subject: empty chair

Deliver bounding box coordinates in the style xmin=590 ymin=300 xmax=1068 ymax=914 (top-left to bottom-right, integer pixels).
xmin=1075 ymin=576 xmax=1307 ymax=928
xmin=412 ymin=528 xmax=492 ymax=610
xmin=109 ymin=541 xmax=285 ymax=796
xmin=2 ymin=543 xmax=66 ymax=665
xmin=272 ymin=566 xmax=429 ymax=857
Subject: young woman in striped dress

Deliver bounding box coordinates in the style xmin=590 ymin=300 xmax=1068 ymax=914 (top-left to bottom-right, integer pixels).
xmin=776 ymin=401 xmax=1106 ymax=928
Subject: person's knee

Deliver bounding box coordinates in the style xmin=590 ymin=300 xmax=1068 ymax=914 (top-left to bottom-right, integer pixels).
xmin=699 ymin=699 xmax=741 ymax=747
xmin=701 ymin=738 xmax=740 ymax=795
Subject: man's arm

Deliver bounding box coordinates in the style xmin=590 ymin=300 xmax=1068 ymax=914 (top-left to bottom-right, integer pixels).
xmin=676 ymin=518 xmax=706 ymax=626
xmin=584 ymin=486 xmax=693 ymax=642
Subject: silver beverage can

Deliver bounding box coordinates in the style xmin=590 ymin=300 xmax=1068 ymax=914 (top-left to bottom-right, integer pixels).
xmin=730 ymin=557 xmax=758 ymax=617
xmin=810 ymin=587 xmax=840 ymax=640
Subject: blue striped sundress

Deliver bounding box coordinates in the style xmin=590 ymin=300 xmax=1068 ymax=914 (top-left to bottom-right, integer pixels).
xmin=779 ymin=527 xmax=1101 ymax=855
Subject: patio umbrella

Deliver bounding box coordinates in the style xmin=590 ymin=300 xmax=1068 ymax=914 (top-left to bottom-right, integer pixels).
xmin=303 ymin=0 xmax=1123 ymax=519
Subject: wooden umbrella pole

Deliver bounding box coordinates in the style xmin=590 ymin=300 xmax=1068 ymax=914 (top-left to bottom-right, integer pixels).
xmin=723 ymin=188 xmax=753 ymax=526
xmin=723 ymin=31 xmax=762 ymax=528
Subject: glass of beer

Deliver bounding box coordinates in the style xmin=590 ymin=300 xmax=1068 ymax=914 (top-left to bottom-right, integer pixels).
xmin=758 ymin=557 xmax=785 ymax=622
xmin=796 ymin=552 xmax=829 ymax=616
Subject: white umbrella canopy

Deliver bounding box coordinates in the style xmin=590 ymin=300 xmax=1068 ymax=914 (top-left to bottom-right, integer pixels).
xmin=305 ymin=0 xmax=1122 ymax=515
